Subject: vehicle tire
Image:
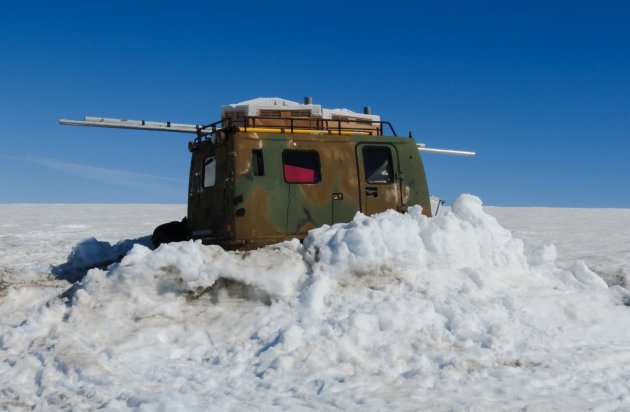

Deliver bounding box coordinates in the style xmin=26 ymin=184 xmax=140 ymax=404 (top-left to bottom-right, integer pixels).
xmin=151 ymin=217 xmax=188 ymax=248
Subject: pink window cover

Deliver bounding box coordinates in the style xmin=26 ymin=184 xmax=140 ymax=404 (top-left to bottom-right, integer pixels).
xmin=284 ymin=164 xmax=316 ymax=183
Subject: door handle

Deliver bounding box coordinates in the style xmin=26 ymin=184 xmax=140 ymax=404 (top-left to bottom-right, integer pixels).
xmin=366 ymin=187 xmax=378 ymax=197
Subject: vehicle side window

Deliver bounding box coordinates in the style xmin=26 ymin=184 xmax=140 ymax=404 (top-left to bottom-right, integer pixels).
xmin=282 ymin=150 xmax=321 ymax=184
xmin=203 ymin=155 xmax=216 ymax=187
xmin=363 ymin=146 xmax=394 ymax=183
xmin=252 ymin=150 xmax=264 ymax=176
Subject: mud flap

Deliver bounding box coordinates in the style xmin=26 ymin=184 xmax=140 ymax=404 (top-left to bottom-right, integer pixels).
xmin=151 ymin=217 xmax=188 ymax=247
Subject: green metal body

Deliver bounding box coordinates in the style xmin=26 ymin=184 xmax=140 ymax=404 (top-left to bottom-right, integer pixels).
xmin=187 ymin=130 xmax=431 ymax=250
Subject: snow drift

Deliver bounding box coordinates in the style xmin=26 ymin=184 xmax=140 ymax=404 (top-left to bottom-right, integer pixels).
xmin=2 ymin=195 xmax=630 ymax=410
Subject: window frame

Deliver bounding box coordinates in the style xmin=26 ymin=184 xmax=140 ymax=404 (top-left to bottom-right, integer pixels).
xmin=203 ymin=155 xmax=217 ymax=188
xmin=252 ymin=149 xmax=265 ymax=176
xmin=362 ymin=146 xmax=395 ymax=184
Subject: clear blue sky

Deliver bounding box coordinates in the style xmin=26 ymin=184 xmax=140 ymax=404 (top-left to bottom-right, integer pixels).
xmin=1 ymin=1 xmax=628 ymax=207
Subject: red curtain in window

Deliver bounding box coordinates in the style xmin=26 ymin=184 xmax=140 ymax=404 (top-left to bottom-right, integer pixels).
xmin=284 ymin=164 xmax=316 ymax=183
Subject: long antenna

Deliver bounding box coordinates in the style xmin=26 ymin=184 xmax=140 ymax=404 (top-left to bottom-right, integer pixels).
xmin=417 ymin=143 xmax=475 ymax=157
xmin=59 ymin=116 xmax=214 ymax=135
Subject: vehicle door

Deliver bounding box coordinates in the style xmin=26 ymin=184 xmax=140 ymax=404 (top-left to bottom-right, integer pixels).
xmin=356 ymin=143 xmax=402 ymax=215
xmin=188 ymin=145 xmax=228 ymax=239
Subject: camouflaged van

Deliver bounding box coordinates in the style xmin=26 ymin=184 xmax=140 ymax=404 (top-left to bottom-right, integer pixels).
xmin=60 ymin=97 xmax=470 ymax=250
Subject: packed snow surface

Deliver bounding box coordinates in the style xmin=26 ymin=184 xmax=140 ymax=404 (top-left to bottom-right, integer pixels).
xmin=1 ymin=197 xmax=630 ymax=410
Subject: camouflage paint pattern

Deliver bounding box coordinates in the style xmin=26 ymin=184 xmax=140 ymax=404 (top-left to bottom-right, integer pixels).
xmin=187 ymin=130 xmax=431 ymax=250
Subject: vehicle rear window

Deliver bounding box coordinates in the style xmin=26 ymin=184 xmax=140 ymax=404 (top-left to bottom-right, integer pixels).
xmin=204 ymin=155 xmax=216 ymax=187
xmin=282 ymin=150 xmax=321 ymax=183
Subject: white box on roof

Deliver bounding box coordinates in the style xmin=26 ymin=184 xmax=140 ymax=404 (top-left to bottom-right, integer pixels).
xmin=222 ymin=97 xmax=323 ymax=117
xmin=221 ymin=97 xmax=381 ymax=122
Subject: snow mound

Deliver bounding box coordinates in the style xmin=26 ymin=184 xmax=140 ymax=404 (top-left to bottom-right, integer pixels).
xmin=82 ymin=194 xmax=601 ymax=304
xmin=51 ymin=236 xmax=153 ymax=282
xmin=2 ymin=194 xmax=629 ymax=410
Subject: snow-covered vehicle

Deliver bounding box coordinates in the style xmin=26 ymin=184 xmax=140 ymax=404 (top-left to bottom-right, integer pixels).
xmin=60 ymin=97 xmax=473 ymax=249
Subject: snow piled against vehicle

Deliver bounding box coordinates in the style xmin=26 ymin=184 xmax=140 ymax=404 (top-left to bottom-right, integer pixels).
xmin=2 ymin=195 xmax=630 ymax=410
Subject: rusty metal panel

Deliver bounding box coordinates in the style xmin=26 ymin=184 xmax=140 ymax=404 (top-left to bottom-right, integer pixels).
xmin=231 ymin=133 xmax=290 ymax=243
